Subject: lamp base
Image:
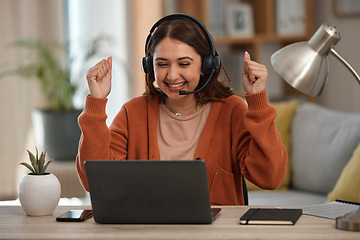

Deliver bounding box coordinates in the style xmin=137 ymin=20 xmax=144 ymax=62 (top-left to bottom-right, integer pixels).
xmin=336 ymin=207 xmax=360 ymax=231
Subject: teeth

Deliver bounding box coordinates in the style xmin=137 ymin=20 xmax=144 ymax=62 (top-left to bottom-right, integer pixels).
xmin=168 ymin=82 xmax=184 ymax=88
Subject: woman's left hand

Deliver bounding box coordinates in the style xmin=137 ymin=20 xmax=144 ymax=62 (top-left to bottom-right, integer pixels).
xmin=242 ymin=52 xmax=268 ymax=94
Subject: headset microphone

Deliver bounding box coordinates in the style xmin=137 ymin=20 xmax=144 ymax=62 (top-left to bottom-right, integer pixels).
xmin=178 ymin=71 xmax=215 ymax=95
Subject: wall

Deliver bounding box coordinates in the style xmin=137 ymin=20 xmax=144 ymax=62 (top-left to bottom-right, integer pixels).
xmin=313 ymin=0 xmax=360 ymax=113
xmin=131 ymin=0 xmax=163 ymax=96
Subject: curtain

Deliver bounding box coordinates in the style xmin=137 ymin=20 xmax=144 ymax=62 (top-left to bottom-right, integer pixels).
xmin=0 ymin=0 xmax=65 ymax=200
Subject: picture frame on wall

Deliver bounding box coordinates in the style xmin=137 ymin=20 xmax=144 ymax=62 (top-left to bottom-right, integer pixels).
xmin=333 ymin=0 xmax=360 ymax=17
xmin=225 ymin=3 xmax=254 ymax=37
xmin=275 ymin=0 xmax=306 ymax=36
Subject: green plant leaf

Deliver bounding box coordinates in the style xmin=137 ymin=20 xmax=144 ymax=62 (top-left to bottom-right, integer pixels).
xmin=38 ymin=150 xmax=45 ymax=172
xmin=41 ymin=159 xmax=54 ymax=174
xmin=35 ymin=147 xmax=39 ymax=166
xmin=27 ymin=150 xmax=40 ymax=174
xmin=27 ymin=150 xmax=36 ymax=165
xmin=19 ymin=162 xmax=35 ymax=174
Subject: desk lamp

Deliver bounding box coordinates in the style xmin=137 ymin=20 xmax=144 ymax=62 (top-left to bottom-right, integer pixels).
xmin=271 ymin=24 xmax=360 ymax=231
xmin=271 ymin=24 xmax=360 ymax=96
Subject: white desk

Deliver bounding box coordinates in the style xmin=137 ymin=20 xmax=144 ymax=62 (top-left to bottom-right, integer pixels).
xmin=0 ymin=205 xmax=359 ymax=240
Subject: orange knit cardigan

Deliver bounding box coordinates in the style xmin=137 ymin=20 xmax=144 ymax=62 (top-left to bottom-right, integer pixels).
xmin=76 ymin=90 xmax=287 ymax=205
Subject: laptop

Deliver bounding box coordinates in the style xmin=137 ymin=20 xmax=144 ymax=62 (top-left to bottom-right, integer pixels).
xmin=85 ymin=160 xmax=221 ymax=224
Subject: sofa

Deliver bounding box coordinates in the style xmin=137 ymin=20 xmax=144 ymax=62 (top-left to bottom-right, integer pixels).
xmin=246 ymin=100 xmax=360 ymax=206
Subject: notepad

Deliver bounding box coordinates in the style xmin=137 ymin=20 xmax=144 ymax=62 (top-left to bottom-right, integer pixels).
xmin=281 ymin=200 xmax=360 ymax=220
xmin=240 ymin=208 xmax=302 ymax=225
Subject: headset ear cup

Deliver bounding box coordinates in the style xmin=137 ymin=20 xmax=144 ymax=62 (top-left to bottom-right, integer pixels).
xmin=202 ymin=55 xmax=221 ymax=74
xmin=142 ymin=56 xmax=153 ymax=73
xmin=201 ymin=55 xmax=212 ymax=74
xmin=213 ymin=55 xmax=220 ymax=74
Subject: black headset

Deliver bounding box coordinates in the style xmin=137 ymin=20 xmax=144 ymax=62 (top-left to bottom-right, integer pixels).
xmin=142 ymin=14 xmax=220 ymax=95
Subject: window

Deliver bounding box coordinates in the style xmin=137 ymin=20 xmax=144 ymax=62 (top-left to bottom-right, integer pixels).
xmin=66 ymin=0 xmax=132 ymax=125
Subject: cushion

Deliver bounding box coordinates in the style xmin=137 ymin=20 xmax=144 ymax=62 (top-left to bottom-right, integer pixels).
xmin=291 ymin=103 xmax=360 ymax=194
xmin=246 ymin=100 xmax=299 ymax=190
xmin=327 ymin=143 xmax=360 ymax=203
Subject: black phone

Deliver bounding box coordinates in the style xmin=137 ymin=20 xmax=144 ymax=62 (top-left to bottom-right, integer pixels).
xmin=56 ymin=210 xmax=93 ymax=222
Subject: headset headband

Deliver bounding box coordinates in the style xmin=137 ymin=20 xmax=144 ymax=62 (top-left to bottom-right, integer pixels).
xmin=144 ymin=13 xmax=216 ymax=57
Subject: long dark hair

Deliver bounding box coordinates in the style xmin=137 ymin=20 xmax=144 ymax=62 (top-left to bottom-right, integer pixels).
xmin=144 ymin=18 xmax=234 ymax=104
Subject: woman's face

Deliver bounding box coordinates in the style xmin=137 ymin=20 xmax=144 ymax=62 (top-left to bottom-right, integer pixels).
xmin=153 ymin=37 xmax=202 ymax=100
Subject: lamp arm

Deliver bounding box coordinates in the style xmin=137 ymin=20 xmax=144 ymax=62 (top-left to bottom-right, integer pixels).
xmin=330 ymin=48 xmax=360 ymax=85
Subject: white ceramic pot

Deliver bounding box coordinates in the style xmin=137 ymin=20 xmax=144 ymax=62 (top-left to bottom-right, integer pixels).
xmin=18 ymin=173 xmax=61 ymax=216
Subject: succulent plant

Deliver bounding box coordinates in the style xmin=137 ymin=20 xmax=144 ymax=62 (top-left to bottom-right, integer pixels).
xmin=20 ymin=147 xmax=53 ymax=175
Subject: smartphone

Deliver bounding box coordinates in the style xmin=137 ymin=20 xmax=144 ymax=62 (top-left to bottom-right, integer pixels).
xmin=56 ymin=210 xmax=93 ymax=222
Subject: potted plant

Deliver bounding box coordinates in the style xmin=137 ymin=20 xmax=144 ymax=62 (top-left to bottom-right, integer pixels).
xmin=18 ymin=147 xmax=61 ymax=216
xmin=4 ymin=37 xmax=107 ymax=160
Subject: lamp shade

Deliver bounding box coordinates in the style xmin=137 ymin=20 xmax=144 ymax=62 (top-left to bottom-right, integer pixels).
xmin=271 ymin=24 xmax=341 ymax=96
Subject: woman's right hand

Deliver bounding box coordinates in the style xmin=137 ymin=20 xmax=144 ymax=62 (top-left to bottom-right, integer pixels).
xmin=86 ymin=57 xmax=112 ymax=98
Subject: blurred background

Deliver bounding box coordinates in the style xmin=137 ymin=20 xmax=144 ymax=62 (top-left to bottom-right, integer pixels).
xmin=0 ymin=0 xmax=359 ymax=201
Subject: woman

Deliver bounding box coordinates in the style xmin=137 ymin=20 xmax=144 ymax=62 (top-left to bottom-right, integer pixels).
xmin=76 ymin=14 xmax=287 ymax=205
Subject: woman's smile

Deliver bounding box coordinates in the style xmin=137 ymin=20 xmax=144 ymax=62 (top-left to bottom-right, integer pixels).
xmin=165 ymin=81 xmax=186 ymax=90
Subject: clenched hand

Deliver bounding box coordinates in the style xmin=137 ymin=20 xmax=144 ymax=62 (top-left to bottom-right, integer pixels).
xmin=242 ymin=52 xmax=267 ymax=95
xmin=86 ymin=57 xmax=112 ymax=98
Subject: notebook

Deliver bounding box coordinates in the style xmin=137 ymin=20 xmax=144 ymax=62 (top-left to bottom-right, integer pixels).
xmin=240 ymin=208 xmax=303 ymax=225
xmin=85 ymin=160 xmax=221 ymax=224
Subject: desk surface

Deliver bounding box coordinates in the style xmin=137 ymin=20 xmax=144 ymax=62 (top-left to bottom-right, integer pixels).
xmin=0 ymin=205 xmax=359 ymax=240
